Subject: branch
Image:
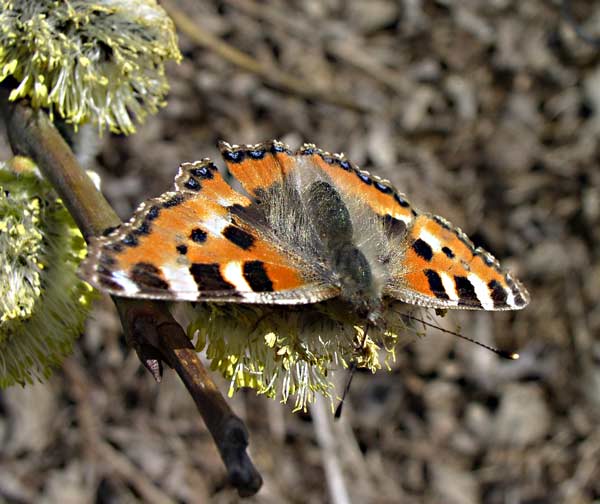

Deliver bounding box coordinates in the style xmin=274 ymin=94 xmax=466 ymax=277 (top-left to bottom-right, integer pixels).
xmin=0 ymin=86 xmax=262 ymax=497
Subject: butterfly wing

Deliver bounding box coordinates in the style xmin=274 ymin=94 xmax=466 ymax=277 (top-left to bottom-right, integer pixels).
xmin=385 ymin=213 xmax=530 ymax=310
xmin=220 ymin=141 xmax=415 ymax=231
xmin=289 ymin=144 xmax=529 ymax=310
xmin=81 ymin=160 xmax=340 ymax=304
xmin=220 ymin=140 xmax=528 ymax=311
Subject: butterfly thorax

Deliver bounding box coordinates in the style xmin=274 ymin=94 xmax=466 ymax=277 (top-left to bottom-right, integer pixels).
xmin=306 ymin=181 xmax=384 ymax=325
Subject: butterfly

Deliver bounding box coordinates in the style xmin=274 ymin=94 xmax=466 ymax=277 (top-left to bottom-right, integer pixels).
xmin=81 ymin=140 xmax=529 ymax=327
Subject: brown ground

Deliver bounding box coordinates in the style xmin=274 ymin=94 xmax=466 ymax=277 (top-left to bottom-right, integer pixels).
xmin=1 ymin=1 xmax=600 ymax=503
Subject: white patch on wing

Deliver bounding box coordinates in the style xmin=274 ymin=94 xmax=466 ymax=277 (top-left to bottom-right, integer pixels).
xmin=505 ymin=288 xmax=516 ymax=308
xmin=111 ymin=270 xmax=140 ymax=295
xmin=440 ymin=271 xmax=459 ymax=301
xmin=467 ymin=273 xmax=494 ymax=310
xmin=393 ymin=212 xmax=412 ymax=224
xmin=222 ymin=261 xmax=252 ymax=291
xmin=419 ymin=228 xmax=442 ymax=252
xmin=202 ymin=214 xmax=230 ymax=236
xmin=217 ymin=195 xmax=237 ymax=207
xmin=161 ymin=264 xmax=199 ymax=296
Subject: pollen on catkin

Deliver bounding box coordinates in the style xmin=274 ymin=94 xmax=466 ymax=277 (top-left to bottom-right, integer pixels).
xmin=185 ymin=301 xmax=418 ymax=412
xmin=0 ymin=0 xmax=182 ymax=134
xmin=0 ymin=160 xmax=96 ymax=388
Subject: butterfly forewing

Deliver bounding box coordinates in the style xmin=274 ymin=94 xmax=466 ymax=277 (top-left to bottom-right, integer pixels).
xmin=81 ymin=160 xmax=340 ymax=304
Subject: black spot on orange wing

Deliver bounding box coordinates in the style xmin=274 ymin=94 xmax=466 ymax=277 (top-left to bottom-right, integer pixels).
xmin=248 ymin=149 xmax=266 ymax=160
xmin=176 ymin=244 xmax=188 ymax=255
xmin=131 ymin=262 xmax=170 ymax=290
xmin=223 ymin=225 xmax=255 ymax=250
xmin=412 ymin=238 xmax=433 ymax=261
xmin=146 ymin=205 xmax=160 ymax=221
xmin=320 ymin=154 xmax=335 ymax=165
xmin=488 ymin=279 xmax=507 ymax=307
xmin=223 ymin=149 xmax=245 ymax=163
xmin=270 ymin=143 xmax=287 ymax=154
xmin=356 ymin=171 xmax=372 ymax=185
xmin=394 ymin=193 xmax=410 ymax=208
xmin=375 ymin=181 xmax=392 ymax=194
xmin=133 ymin=222 xmax=150 ymax=236
xmin=454 ymin=275 xmax=482 ymax=308
xmin=243 ymin=260 xmax=274 ymax=292
xmin=190 ymin=263 xmax=235 ymax=291
xmin=190 ymin=228 xmax=207 ymax=243
xmin=442 ymin=246 xmax=455 ymax=259
xmin=190 ymin=164 xmax=216 ymax=179
xmin=339 ymin=160 xmax=351 ymax=171
xmin=424 ymin=269 xmax=449 ymax=300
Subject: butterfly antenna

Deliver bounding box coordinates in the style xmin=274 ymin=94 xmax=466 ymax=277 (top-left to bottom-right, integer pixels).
xmin=334 ymin=362 xmax=356 ymax=419
xmin=334 ymin=323 xmax=371 ymax=419
xmin=406 ymin=314 xmax=519 ymax=360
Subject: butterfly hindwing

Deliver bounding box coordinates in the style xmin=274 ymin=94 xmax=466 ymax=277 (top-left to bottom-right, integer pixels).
xmin=386 ymin=213 xmax=529 ymax=310
xmin=82 ymin=160 xmax=340 ymax=304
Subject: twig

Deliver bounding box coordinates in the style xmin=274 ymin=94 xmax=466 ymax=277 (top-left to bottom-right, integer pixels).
xmin=0 ymin=86 xmax=262 ymax=497
xmin=312 ymin=396 xmax=352 ymax=504
xmin=161 ymin=0 xmax=371 ymax=113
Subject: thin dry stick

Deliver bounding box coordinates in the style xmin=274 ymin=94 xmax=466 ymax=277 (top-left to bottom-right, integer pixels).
xmin=313 ymin=396 xmax=352 ymax=504
xmin=161 ymin=0 xmax=371 ymax=113
xmin=0 ymin=88 xmax=262 ymax=497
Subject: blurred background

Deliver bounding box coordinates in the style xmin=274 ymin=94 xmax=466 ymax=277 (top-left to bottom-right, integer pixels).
xmin=1 ymin=1 xmax=599 ymax=502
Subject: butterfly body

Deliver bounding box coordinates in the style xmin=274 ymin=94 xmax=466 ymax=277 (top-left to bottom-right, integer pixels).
xmin=81 ymin=140 xmax=529 ymax=320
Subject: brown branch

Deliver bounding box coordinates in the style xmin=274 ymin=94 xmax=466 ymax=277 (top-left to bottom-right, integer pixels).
xmin=161 ymin=0 xmax=371 ymax=114
xmin=0 ymin=86 xmax=262 ymax=497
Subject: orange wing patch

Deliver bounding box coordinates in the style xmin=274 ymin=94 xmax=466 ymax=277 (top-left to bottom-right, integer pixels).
xmin=388 ymin=214 xmax=529 ymax=310
xmin=219 ymin=140 xmax=295 ymax=197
